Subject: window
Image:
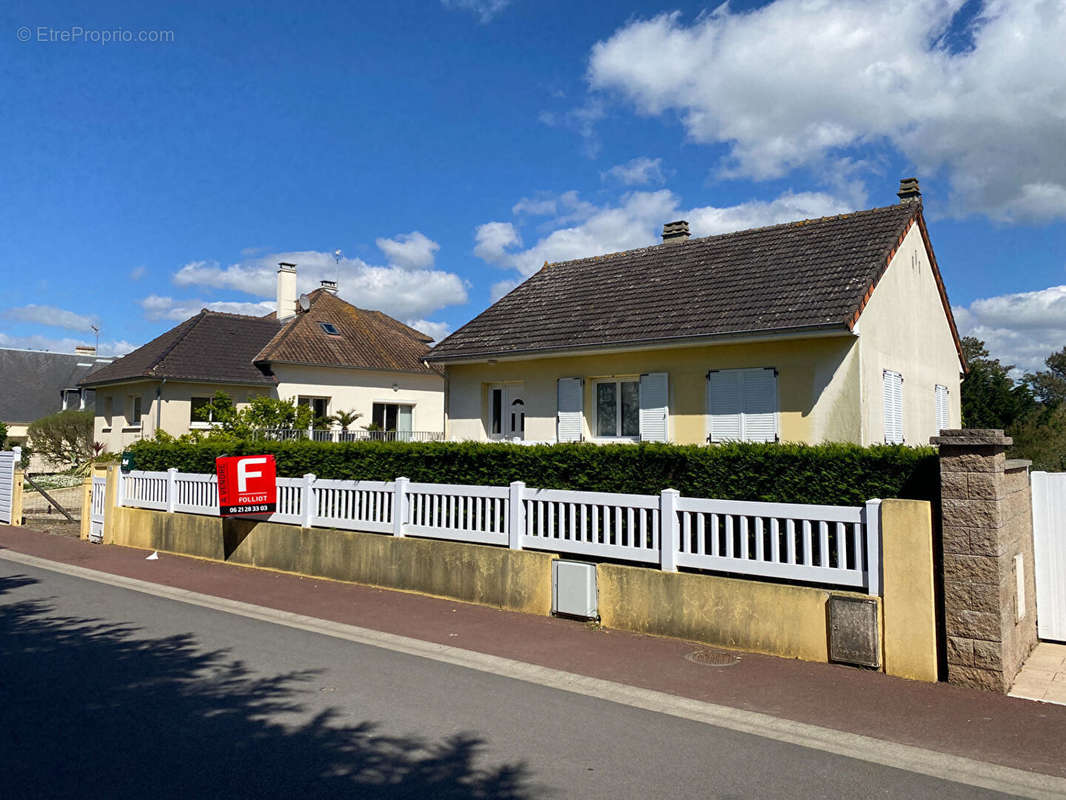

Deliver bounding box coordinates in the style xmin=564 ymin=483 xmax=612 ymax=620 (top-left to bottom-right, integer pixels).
xmin=707 ymin=368 xmax=778 ymax=443
xmin=62 ymin=389 xmax=80 ymax=411
xmin=319 ymin=322 xmax=340 ymax=336
xmin=127 ymin=395 xmax=143 ymax=427
xmin=883 ymin=370 xmax=904 ymax=444
xmin=935 ymin=384 xmax=949 ymax=433
xmin=103 ymin=396 xmax=113 ymax=429
xmin=298 ymin=396 xmax=330 ymax=422
xmin=82 ymin=389 xmax=94 ymax=410
xmin=191 ymin=397 xmax=214 ymax=424
xmin=595 ymin=379 xmax=639 ymax=438
xmin=372 ymin=402 xmax=413 ymax=433
xmin=488 ymin=384 xmax=524 ymax=439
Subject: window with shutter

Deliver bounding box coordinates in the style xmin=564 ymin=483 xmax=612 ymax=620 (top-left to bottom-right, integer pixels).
xmin=707 ymin=368 xmax=777 ymax=443
xmin=638 ymin=372 xmax=669 ymax=442
xmin=935 ymin=384 xmax=949 ymax=433
xmin=883 ymin=370 xmax=904 ymax=444
xmin=556 ymin=378 xmax=583 ymax=442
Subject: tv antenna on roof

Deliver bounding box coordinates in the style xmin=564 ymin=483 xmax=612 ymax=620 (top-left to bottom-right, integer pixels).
xmin=90 ymin=324 xmax=99 ymax=354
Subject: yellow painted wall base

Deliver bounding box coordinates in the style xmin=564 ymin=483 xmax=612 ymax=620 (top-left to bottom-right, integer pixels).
xmin=108 ymin=506 xmax=555 ymax=615
xmin=597 ymin=563 xmax=844 ymax=663
xmin=880 ymin=499 xmax=939 ymax=681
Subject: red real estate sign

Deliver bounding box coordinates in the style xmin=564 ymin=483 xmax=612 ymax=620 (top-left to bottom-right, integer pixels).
xmin=216 ymin=455 xmax=277 ymax=516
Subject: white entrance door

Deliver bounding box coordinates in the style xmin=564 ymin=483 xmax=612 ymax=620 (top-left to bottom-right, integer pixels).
xmin=490 ymin=385 xmax=524 ymax=440
xmin=1031 ymin=471 xmax=1066 ymax=641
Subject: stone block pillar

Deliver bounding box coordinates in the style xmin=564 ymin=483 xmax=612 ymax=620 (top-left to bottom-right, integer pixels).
xmin=932 ymin=429 xmax=1038 ymax=692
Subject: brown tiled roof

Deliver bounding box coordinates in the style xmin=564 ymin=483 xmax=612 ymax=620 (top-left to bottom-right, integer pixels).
xmin=429 ymin=202 xmax=955 ymax=362
xmin=254 ymin=289 xmax=438 ymax=374
xmin=82 ymin=311 xmax=281 ymax=387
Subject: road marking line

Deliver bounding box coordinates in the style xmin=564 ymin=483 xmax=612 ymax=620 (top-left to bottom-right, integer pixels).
xmin=3 ymin=548 xmax=1064 ymax=799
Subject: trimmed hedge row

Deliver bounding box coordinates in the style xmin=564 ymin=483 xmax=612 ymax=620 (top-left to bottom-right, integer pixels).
xmin=124 ymin=439 xmax=940 ymax=506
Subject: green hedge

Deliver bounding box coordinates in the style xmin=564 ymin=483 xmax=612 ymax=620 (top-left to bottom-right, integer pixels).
xmin=124 ymin=439 xmax=939 ymax=506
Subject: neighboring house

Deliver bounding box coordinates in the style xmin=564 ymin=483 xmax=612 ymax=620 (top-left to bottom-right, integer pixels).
xmin=427 ymin=179 xmax=965 ymax=447
xmin=0 ymin=346 xmax=114 ymax=468
xmin=83 ymin=265 xmax=444 ymax=452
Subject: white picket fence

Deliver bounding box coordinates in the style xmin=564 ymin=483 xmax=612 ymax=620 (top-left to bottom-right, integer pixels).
xmin=0 ymin=447 xmax=21 ymax=525
xmin=118 ymin=469 xmax=882 ymax=594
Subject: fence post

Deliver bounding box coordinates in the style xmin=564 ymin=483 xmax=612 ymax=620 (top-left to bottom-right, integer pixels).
xmin=166 ymin=467 xmax=178 ymax=513
xmin=393 ymin=477 xmax=409 ymax=537
xmin=116 ymin=467 xmax=125 ymax=508
xmin=508 ymin=481 xmax=525 ymax=550
xmin=863 ymin=499 xmax=882 ymax=596
xmin=660 ymin=488 xmax=679 ymax=572
xmin=301 ymin=473 xmax=316 ymax=528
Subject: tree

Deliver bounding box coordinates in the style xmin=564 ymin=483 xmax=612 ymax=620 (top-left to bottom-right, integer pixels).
xmin=959 ymin=337 xmax=1037 ymax=429
xmin=0 ymin=420 xmax=7 ymax=450
xmin=189 ymin=392 xmax=316 ymax=438
xmin=330 ymin=409 xmax=362 ymax=430
xmin=27 ymin=410 xmax=94 ymax=470
xmin=1024 ymin=346 xmax=1066 ymax=408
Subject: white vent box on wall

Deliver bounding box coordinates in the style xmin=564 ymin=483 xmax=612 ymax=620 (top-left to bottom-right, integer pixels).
xmin=552 ymin=560 xmax=597 ymax=619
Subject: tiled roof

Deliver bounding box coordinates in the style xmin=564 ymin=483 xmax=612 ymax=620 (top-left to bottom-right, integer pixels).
xmin=428 ymin=202 xmax=932 ymax=361
xmin=0 ymin=348 xmax=113 ymax=423
xmin=254 ymin=289 xmax=438 ymax=375
xmin=82 ymin=311 xmax=281 ymax=387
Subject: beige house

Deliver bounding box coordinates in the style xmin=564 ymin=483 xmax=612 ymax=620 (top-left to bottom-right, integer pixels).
xmin=83 ymin=266 xmax=444 ymax=452
xmin=428 ymin=179 xmax=965 ymax=447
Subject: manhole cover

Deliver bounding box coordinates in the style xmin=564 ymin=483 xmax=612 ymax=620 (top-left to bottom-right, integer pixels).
xmin=684 ymin=648 xmax=740 ymax=667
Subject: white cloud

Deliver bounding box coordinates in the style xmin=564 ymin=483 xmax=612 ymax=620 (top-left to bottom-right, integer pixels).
xmin=441 ymin=0 xmax=509 ymax=23
xmin=375 ymin=231 xmax=440 ymax=270
xmin=139 ymin=295 xmax=276 ymax=321
xmin=129 ymin=266 xmax=147 ymax=281
xmin=587 ymin=2 xmax=1066 ymax=221
xmin=475 ymin=188 xmax=852 ymax=276
xmin=538 ymin=101 xmax=605 ymax=157
xmin=404 ymin=319 xmax=452 ymax=344
xmin=602 ymin=156 xmax=666 ymax=186
xmin=954 ymin=285 xmax=1066 ymax=374
xmin=172 ymin=249 xmax=468 ymax=319
xmin=0 ymin=331 xmax=134 ymax=357
xmin=473 ymin=222 xmax=522 ymax=264
xmin=4 ymin=304 xmax=97 ymax=332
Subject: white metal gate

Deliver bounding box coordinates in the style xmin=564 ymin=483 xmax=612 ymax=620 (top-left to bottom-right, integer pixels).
xmin=1031 ymin=471 xmax=1066 ymax=642
xmin=89 ymin=475 xmax=107 ymax=544
xmin=0 ymin=447 xmax=20 ymax=525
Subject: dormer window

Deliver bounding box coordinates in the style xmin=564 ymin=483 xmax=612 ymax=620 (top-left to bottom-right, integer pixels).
xmin=319 ymin=322 xmax=340 ymax=336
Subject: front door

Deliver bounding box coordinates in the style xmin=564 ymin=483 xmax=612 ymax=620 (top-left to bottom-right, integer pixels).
xmin=490 ymin=385 xmax=524 ymax=440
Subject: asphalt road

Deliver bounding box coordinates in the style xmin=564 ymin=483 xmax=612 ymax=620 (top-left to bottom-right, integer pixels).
xmin=0 ymin=561 xmax=1029 ymax=799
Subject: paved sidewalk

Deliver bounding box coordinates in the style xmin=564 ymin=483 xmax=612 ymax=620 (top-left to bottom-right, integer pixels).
xmin=1011 ymin=643 xmax=1066 ymax=706
xmin=3 ymin=524 xmax=1066 ymax=782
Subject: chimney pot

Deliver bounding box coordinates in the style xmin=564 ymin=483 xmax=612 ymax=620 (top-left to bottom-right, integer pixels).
xmin=662 ymin=220 xmax=690 ymax=244
xmin=897 ymin=177 xmax=921 ymax=204
xmin=320 ymin=279 xmax=338 ymax=294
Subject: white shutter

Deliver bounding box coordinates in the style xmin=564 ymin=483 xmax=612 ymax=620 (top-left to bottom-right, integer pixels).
xmin=935 ymin=385 xmax=949 ymax=433
xmin=883 ymin=370 xmax=904 ymax=444
xmin=557 ymin=378 xmax=584 ymax=442
xmin=639 ymin=372 xmax=669 ymax=442
xmin=708 ymin=371 xmax=743 ymax=442
xmin=741 ymin=368 xmax=778 ymax=443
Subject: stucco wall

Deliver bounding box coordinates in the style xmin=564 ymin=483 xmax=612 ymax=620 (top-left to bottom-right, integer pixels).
xmin=444 ymin=335 xmax=861 ymax=445
xmin=273 ymin=364 xmax=444 ymax=433
xmin=857 ymin=222 xmax=963 ymax=446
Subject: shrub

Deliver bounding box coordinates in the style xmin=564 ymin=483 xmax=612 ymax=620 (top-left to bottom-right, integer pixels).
xmin=123 ymin=439 xmax=939 ymax=506
xmin=27 ymin=410 xmax=94 ymax=470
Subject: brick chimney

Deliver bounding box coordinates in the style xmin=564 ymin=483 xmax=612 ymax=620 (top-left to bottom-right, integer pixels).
xmin=276 ymin=262 xmax=298 ymax=322
xmin=320 ymin=279 xmax=338 ymax=295
xmin=74 ymin=345 xmax=96 ymax=355
xmin=662 ymin=220 xmax=690 ymax=244
xmin=897 ymin=177 xmax=921 ymax=204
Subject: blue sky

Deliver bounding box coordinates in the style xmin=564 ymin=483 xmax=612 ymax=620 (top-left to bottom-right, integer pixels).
xmin=3 ymin=0 xmax=1065 ymax=372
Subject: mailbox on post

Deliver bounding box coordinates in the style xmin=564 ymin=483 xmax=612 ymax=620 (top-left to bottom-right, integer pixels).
xmin=216 ymin=455 xmax=277 ymax=516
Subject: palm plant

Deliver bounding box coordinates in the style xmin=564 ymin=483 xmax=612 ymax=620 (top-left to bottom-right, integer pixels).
xmin=330 ymin=409 xmax=363 ymax=430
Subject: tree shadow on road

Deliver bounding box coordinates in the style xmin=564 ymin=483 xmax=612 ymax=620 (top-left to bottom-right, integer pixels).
xmin=0 ymin=574 xmax=542 ymax=799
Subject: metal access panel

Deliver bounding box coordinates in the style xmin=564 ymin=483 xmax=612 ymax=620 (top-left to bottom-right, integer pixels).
xmin=552 ymin=560 xmax=597 ymax=619
xmin=828 ymin=594 xmax=881 ymax=668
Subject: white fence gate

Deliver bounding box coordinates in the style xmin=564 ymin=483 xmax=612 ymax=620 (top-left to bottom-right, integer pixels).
xmin=0 ymin=447 xmax=20 ymax=525
xmin=1031 ymin=471 xmax=1066 ymax=641
xmin=89 ymin=475 xmax=107 ymax=544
